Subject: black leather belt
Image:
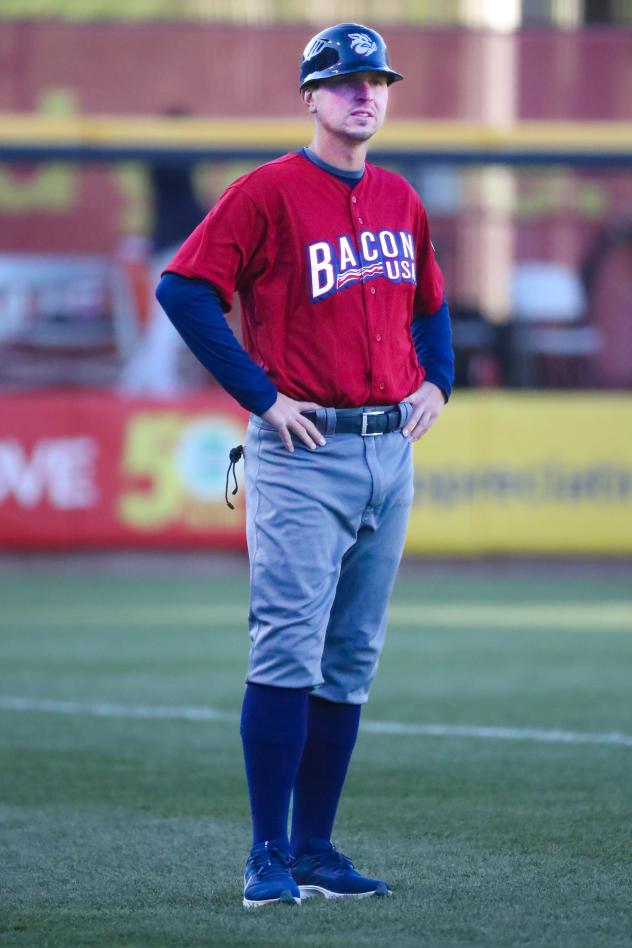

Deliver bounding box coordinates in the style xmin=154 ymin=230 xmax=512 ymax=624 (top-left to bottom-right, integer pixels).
xmin=301 ymin=406 xmax=402 ymax=437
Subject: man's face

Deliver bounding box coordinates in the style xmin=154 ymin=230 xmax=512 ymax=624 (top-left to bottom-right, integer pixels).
xmin=303 ymin=72 xmax=389 ymax=143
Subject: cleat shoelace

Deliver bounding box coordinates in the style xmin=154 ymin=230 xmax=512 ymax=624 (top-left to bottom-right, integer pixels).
xmin=308 ymin=845 xmax=355 ymax=875
xmin=248 ymin=842 xmax=293 ymax=882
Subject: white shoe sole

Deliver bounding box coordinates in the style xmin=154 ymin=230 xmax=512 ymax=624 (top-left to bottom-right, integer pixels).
xmin=298 ymin=884 xmax=391 ymax=900
xmin=243 ymin=891 xmax=301 ymax=909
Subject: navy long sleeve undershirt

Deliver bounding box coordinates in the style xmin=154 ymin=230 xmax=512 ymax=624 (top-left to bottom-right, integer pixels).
xmin=157 ymin=272 xmax=454 ymax=412
xmin=156 ymin=273 xmax=278 ymax=415
xmin=412 ymin=297 xmax=455 ymax=401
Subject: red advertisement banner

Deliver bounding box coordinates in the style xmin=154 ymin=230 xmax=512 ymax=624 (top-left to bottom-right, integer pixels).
xmin=0 ymin=390 xmax=249 ymax=549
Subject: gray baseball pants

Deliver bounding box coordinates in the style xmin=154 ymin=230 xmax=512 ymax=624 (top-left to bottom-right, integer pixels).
xmin=244 ymin=402 xmax=414 ymax=704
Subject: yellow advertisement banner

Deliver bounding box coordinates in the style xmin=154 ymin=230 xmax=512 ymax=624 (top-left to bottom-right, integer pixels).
xmin=406 ymin=393 xmax=632 ymax=554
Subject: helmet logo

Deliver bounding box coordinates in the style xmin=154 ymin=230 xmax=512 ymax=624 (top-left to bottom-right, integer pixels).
xmin=304 ymin=37 xmax=333 ymax=60
xmin=348 ymin=33 xmax=377 ymax=56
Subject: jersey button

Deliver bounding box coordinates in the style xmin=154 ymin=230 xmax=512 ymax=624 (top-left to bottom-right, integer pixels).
xmin=376 ymin=333 xmax=382 ymax=342
xmin=351 ymin=196 xmax=357 ymax=203
xmin=358 ymin=217 xmax=364 ymax=224
xmin=370 ymin=287 xmax=376 ymax=294
xmin=379 ymin=382 xmax=385 ymax=390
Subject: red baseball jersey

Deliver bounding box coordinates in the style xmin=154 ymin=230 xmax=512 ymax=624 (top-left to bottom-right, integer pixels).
xmin=167 ymin=152 xmax=444 ymax=408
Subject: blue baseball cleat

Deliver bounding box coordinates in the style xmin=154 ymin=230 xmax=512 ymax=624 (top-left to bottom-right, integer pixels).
xmin=292 ymin=838 xmax=392 ymax=899
xmin=243 ymin=839 xmax=301 ymax=908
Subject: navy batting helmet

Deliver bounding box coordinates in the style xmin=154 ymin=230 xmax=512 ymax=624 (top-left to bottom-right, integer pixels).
xmin=299 ymin=23 xmax=403 ymax=90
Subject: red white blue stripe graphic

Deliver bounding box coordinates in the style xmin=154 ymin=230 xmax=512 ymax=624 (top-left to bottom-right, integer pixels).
xmin=337 ymin=262 xmax=384 ymax=289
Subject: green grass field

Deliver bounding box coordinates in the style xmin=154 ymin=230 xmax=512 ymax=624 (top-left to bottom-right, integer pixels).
xmin=1 ymin=562 xmax=631 ymax=948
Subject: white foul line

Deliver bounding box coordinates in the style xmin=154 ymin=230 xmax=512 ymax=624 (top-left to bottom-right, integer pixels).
xmin=361 ymin=720 xmax=632 ymax=747
xmin=1 ymin=696 xmax=631 ymax=748
xmin=0 ymin=696 xmax=238 ymax=723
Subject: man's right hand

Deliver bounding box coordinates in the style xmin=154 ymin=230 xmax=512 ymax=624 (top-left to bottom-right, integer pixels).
xmin=261 ymin=393 xmax=326 ymax=452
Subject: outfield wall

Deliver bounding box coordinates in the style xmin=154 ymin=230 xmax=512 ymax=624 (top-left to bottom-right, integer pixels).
xmin=407 ymin=392 xmax=632 ymax=554
xmin=0 ymin=390 xmax=630 ymax=554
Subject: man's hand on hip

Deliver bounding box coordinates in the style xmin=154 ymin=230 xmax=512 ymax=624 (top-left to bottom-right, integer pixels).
xmin=402 ymin=381 xmax=446 ymax=444
xmin=261 ymin=393 xmax=326 ymax=452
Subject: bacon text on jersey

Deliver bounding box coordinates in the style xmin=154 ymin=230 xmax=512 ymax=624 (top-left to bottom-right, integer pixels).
xmin=307 ymin=228 xmax=417 ymax=301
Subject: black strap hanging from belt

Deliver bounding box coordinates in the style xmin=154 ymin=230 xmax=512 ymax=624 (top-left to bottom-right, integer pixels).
xmin=225 ymin=445 xmax=244 ymax=510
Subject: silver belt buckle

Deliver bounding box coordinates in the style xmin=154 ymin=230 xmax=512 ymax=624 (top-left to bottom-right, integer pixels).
xmin=361 ymin=409 xmax=386 ymax=436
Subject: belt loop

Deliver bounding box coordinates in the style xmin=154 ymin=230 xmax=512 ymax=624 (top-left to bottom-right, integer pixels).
xmin=323 ymin=407 xmax=337 ymax=435
xmin=398 ymin=400 xmax=413 ymax=429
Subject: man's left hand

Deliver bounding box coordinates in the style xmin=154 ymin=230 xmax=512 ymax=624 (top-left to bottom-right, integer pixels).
xmin=402 ymin=381 xmax=446 ymax=444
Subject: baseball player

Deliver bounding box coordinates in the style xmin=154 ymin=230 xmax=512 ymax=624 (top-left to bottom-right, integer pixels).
xmin=157 ymin=22 xmax=454 ymax=908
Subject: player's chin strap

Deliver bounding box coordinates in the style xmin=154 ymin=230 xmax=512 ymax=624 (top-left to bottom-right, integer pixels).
xmin=225 ymin=445 xmax=244 ymax=510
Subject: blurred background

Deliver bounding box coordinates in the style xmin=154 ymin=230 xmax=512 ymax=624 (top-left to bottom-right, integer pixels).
xmin=1 ymin=0 xmax=631 ymax=556
xmin=3 ymin=11 xmax=632 ymax=946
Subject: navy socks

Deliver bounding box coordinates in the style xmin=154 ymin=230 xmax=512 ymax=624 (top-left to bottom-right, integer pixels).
xmin=240 ymin=685 xmax=361 ymax=853
xmin=290 ymin=696 xmax=362 ymax=857
xmin=240 ymin=683 xmax=309 ymax=847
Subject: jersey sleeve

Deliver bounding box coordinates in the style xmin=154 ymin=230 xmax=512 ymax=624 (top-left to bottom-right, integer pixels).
xmin=413 ymin=206 xmax=445 ymax=316
xmin=164 ymin=185 xmax=266 ymax=311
